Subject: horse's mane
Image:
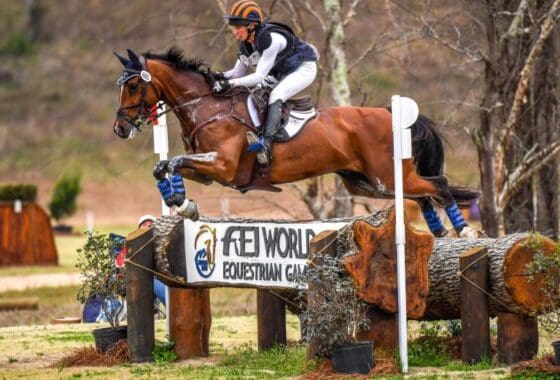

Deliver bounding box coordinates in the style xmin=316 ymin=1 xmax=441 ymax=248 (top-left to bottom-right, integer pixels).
xmin=143 ymin=47 xmax=208 ymax=75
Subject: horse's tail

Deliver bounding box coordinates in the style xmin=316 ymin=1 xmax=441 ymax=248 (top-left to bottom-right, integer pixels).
xmin=387 ymin=108 xmax=479 ymax=207
xmin=448 ymin=185 xmax=480 ymax=208
xmin=406 ymin=110 xmax=446 ymax=177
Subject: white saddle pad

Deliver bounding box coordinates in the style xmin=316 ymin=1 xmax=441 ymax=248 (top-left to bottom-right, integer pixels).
xmin=247 ymin=97 xmax=317 ymax=140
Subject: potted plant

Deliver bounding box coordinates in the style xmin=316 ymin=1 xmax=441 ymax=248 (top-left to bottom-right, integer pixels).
xmin=298 ymin=252 xmax=373 ymax=374
xmin=525 ymin=234 xmax=560 ymax=365
xmin=76 ymin=230 xmax=127 ymax=353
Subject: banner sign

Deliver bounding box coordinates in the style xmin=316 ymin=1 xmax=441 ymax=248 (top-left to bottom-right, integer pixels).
xmin=183 ymin=219 xmax=348 ymax=288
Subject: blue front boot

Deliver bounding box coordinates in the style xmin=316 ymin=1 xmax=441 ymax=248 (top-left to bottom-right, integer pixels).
xmin=156 ymin=178 xmax=175 ymax=207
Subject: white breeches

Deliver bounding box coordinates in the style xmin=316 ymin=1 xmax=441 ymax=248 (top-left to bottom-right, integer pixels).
xmin=269 ymin=61 xmax=317 ymax=104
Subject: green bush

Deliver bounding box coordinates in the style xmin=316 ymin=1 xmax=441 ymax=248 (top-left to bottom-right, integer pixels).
xmin=0 ymin=33 xmax=34 ymax=56
xmin=48 ymin=171 xmax=82 ymax=222
xmin=0 ymin=184 xmax=37 ymax=202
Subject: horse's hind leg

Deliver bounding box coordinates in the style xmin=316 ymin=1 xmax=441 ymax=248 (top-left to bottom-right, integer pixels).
xmin=405 ymin=174 xmax=473 ymax=236
xmin=416 ymin=197 xmax=447 ymax=237
xmin=416 ymin=175 xmax=477 ymax=236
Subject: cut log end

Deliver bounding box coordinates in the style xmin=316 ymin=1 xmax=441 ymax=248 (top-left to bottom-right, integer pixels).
xmin=344 ymin=209 xmax=434 ymax=319
xmin=503 ymin=236 xmax=556 ymax=314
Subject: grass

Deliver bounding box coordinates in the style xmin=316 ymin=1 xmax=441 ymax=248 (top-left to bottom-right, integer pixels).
xmin=0 ymin=315 xmax=305 ymax=379
xmin=0 ymin=284 xmax=257 ymax=326
xmin=0 ymin=285 xmax=79 ymax=307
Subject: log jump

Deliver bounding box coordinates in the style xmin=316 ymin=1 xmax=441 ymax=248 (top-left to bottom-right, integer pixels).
xmin=324 ymin=208 xmax=553 ymax=364
xmin=125 ymin=208 xmax=553 ymax=365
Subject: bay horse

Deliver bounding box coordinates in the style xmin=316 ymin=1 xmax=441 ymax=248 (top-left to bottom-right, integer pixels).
xmin=113 ymin=47 xmax=479 ymax=237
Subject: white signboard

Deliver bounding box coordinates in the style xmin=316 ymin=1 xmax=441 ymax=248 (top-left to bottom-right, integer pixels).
xmin=183 ymin=219 xmax=348 ymax=288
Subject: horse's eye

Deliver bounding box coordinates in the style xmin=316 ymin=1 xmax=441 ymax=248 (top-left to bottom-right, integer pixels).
xmin=128 ymin=83 xmax=139 ymax=93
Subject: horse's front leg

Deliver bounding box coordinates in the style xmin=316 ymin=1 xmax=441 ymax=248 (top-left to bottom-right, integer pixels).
xmin=152 ymin=158 xmax=199 ymax=220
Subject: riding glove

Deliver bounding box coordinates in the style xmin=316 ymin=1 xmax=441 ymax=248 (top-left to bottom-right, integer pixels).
xmin=209 ymin=71 xmax=225 ymax=81
xmin=213 ymin=79 xmax=231 ymax=93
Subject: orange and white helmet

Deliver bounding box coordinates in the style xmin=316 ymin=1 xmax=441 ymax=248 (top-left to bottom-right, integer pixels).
xmin=225 ymin=0 xmax=263 ymax=26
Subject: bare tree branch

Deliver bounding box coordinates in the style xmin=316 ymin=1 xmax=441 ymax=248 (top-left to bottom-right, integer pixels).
xmin=498 ymin=0 xmax=560 ymax=149
xmin=389 ymin=0 xmax=485 ymax=62
xmin=499 ymin=140 xmax=560 ymax=206
xmin=499 ymin=0 xmax=529 ymax=49
xmin=290 ymin=181 xmax=331 ymax=219
xmin=301 ymin=0 xmax=327 ymax=32
xmin=342 ymin=0 xmax=362 ymax=27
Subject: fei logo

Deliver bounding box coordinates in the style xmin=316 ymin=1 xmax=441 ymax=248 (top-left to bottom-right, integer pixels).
xmin=194 ymin=224 xmax=217 ymax=278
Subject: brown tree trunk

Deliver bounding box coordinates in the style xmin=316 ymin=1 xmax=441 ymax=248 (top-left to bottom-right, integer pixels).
xmin=477 ymin=0 xmax=560 ymax=237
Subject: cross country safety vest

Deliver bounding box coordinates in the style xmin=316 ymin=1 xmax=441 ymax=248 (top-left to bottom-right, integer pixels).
xmin=238 ymin=22 xmax=318 ymax=78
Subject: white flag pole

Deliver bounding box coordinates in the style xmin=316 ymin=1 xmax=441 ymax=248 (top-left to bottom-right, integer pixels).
xmin=154 ymin=101 xmax=171 ymax=337
xmin=391 ymin=95 xmax=419 ymax=374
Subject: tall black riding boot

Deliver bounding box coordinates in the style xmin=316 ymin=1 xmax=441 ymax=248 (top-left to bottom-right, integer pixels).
xmin=255 ymin=100 xmax=283 ymax=165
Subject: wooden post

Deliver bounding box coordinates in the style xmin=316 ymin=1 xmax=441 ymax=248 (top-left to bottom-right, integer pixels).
xmin=126 ymin=228 xmax=155 ymax=362
xmin=306 ymin=230 xmax=338 ymax=360
xmin=356 ymin=306 xmax=398 ymax=350
xmin=460 ymin=247 xmax=490 ymax=363
xmin=497 ymin=312 xmax=539 ymax=364
xmin=169 ymin=287 xmax=211 ymax=359
xmin=257 ymin=289 xmax=286 ymax=350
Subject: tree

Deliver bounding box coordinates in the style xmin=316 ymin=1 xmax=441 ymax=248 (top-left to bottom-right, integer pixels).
xmin=48 ymin=170 xmax=82 ymax=224
xmin=389 ymin=0 xmax=560 ymax=237
xmin=476 ymin=0 xmax=560 ymax=236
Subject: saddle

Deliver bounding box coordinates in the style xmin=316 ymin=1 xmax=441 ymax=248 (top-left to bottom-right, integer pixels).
xmin=239 ymin=90 xmax=318 ymax=194
xmin=248 ymin=90 xmax=317 ymax=142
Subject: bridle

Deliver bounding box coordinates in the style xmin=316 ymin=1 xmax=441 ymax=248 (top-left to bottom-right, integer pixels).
xmin=115 ymin=67 xmax=162 ymax=134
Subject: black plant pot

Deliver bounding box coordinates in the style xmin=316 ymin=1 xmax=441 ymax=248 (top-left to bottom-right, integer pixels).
xmin=52 ymin=224 xmax=73 ymax=235
xmin=331 ymin=341 xmax=374 ymax=374
xmin=92 ymin=326 xmax=127 ymax=353
xmin=553 ymin=340 xmax=560 ymax=366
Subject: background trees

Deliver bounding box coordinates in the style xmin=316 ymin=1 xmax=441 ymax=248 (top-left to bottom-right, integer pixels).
xmin=2 ymin=1 xmax=560 ymax=236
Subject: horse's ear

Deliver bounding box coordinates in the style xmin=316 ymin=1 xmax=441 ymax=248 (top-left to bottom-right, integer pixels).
xmin=126 ymin=49 xmax=141 ymax=68
xmin=113 ymin=51 xmax=129 ymax=67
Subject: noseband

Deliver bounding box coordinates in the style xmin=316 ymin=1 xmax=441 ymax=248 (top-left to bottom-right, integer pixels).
xmin=116 ymin=68 xmax=162 ymax=133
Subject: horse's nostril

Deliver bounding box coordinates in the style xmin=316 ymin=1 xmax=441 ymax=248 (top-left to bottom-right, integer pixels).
xmin=114 ymin=125 xmax=125 ymax=137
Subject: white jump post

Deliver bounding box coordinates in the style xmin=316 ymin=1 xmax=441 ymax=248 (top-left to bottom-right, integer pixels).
xmin=154 ymin=101 xmax=171 ymax=336
xmin=391 ymin=95 xmax=419 ymax=374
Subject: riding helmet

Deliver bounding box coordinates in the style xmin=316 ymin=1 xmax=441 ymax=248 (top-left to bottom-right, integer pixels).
xmin=225 ymin=0 xmax=263 ymax=26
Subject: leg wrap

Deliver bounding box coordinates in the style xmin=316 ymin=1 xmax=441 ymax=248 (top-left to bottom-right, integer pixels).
xmin=445 ymin=202 xmax=468 ymax=231
xmin=422 ymin=208 xmax=445 ymax=234
xmin=156 ymin=178 xmax=173 ymax=201
xmin=170 ymin=174 xmax=185 ymax=196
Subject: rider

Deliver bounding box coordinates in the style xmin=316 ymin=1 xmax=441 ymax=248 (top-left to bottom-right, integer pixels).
xmin=212 ymin=0 xmax=318 ymax=166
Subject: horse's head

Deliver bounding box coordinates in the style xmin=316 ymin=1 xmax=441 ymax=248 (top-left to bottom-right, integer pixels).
xmin=113 ymin=49 xmax=161 ymax=139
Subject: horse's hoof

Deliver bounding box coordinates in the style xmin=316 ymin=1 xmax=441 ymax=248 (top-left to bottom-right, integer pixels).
xmin=176 ymin=200 xmax=199 ymax=221
xmin=459 ymin=226 xmax=484 ymax=238
xmin=166 ymin=193 xmax=185 ymax=208
xmin=434 ymin=228 xmax=449 ymax=238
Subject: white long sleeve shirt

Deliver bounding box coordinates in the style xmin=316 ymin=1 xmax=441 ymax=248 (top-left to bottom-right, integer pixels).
xmin=224 ymin=32 xmax=287 ymax=88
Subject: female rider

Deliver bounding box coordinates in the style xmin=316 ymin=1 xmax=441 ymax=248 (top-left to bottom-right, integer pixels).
xmin=213 ymin=0 xmax=318 ymax=166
